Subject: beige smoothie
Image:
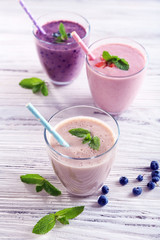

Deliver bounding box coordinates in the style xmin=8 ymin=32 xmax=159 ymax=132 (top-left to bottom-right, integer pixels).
xmin=86 ymin=38 xmax=147 ymax=114
xmin=46 ymin=116 xmax=117 ymax=196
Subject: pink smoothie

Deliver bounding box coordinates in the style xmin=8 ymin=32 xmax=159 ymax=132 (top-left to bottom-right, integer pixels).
xmin=86 ymin=39 xmax=147 ymax=114
xmin=46 ymin=116 xmax=117 ymax=196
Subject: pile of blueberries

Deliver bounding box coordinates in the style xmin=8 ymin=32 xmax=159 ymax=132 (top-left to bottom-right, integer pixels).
xmin=98 ymin=160 xmax=159 ymax=206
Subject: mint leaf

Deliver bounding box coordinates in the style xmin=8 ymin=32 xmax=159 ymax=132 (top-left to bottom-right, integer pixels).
xmin=55 ymin=206 xmax=84 ymax=220
xmin=36 ymin=184 xmax=44 ymax=192
xmin=59 ymin=23 xmax=68 ymax=41
xmin=43 ymin=180 xmax=61 ymax=196
xmin=41 ymin=82 xmax=48 ymax=96
xmin=32 ymin=213 xmax=56 ymax=234
xmin=102 ymin=51 xmax=129 ymax=71
xmin=102 ymin=51 xmax=112 ymax=61
xmin=56 ymin=215 xmax=69 ymax=225
xmin=69 ymin=128 xmax=90 ymax=138
xmin=89 ymin=136 xmax=100 ymax=150
xmin=32 ymin=206 xmax=84 ymax=234
xmin=19 ymin=77 xmax=48 ymax=96
xmin=82 ymin=133 xmax=92 ymax=144
xmin=20 ymin=174 xmax=44 ymax=185
xmin=19 ymin=78 xmax=43 ymax=89
xmin=113 ymin=58 xmax=129 ymax=70
xmin=32 ymin=84 xmax=42 ymax=93
xmin=20 ymin=174 xmax=61 ymax=196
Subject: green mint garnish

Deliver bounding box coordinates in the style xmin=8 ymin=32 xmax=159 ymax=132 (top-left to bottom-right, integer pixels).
xmin=69 ymin=128 xmax=100 ymax=150
xmin=32 ymin=206 xmax=84 ymax=234
xmin=102 ymin=51 xmax=129 ymax=71
xmin=69 ymin=128 xmax=90 ymax=138
xmin=55 ymin=23 xmax=68 ymax=43
xmin=20 ymin=174 xmax=61 ymax=196
xmin=19 ymin=77 xmax=48 ymax=96
xmin=89 ymin=136 xmax=100 ymax=150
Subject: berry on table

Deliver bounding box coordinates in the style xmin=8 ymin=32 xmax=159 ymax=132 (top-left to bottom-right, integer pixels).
xmin=119 ymin=176 xmax=129 ymax=186
xmin=151 ymin=170 xmax=160 ymax=178
xmin=147 ymin=181 xmax=156 ymax=190
xmin=136 ymin=175 xmax=143 ymax=182
xmin=98 ymin=195 xmax=108 ymax=206
xmin=150 ymin=161 xmax=159 ymax=170
xmin=152 ymin=176 xmax=160 ymax=183
xmin=132 ymin=187 xmax=142 ymax=196
xmin=102 ymin=185 xmax=109 ymax=194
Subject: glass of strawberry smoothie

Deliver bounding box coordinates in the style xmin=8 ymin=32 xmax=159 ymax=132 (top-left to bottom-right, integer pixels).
xmin=33 ymin=12 xmax=90 ymax=85
xmin=86 ymin=38 xmax=148 ymax=114
xmin=44 ymin=105 xmax=120 ymax=196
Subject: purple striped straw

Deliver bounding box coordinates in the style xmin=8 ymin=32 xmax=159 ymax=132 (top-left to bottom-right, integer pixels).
xmin=19 ymin=0 xmax=46 ymax=34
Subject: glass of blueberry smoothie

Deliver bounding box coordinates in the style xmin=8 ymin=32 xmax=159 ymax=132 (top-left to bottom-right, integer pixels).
xmin=44 ymin=105 xmax=120 ymax=196
xmin=33 ymin=12 xmax=90 ymax=85
xmin=86 ymin=38 xmax=148 ymax=114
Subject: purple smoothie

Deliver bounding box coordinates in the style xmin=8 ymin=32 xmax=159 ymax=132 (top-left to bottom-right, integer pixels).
xmin=34 ymin=20 xmax=89 ymax=85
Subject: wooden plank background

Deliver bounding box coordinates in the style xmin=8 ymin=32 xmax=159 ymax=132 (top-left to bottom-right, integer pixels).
xmin=0 ymin=0 xmax=160 ymax=239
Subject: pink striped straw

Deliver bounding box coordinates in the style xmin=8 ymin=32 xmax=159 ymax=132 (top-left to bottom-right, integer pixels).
xmin=19 ymin=0 xmax=46 ymax=35
xmin=71 ymin=31 xmax=96 ymax=60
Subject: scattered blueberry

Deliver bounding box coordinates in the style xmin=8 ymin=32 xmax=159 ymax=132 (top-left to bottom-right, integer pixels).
xmin=147 ymin=181 xmax=156 ymax=190
xmin=52 ymin=32 xmax=60 ymax=38
xmin=150 ymin=161 xmax=159 ymax=170
xmin=119 ymin=176 xmax=129 ymax=186
xmin=98 ymin=195 xmax=108 ymax=206
xmin=67 ymin=33 xmax=72 ymax=38
xmin=136 ymin=175 xmax=143 ymax=182
xmin=102 ymin=185 xmax=109 ymax=194
xmin=152 ymin=176 xmax=160 ymax=183
xmin=132 ymin=187 xmax=142 ymax=196
xmin=151 ymin=170 xmax=160 ymax=178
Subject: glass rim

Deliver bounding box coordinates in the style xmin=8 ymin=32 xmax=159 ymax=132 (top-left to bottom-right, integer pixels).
xmin=32 ymin=11 xmax=90 ymax=46
xmin=86 ymin=37 xmax=148 ymax=79
xmin=44 ymin=105 xmax=120 ymax=160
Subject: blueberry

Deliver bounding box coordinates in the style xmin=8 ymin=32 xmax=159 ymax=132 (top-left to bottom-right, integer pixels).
xmin=102 ymin=185 xmax=109 ymax=194
xmin=52 ymin=32 xmax=60 ymax=38
xmin=67 ymin=33 xmax=72 ymax=38
xmin=147 ymin=181 xmax=156 ymax=190
xmin=136 ymin=175 xmax=143 ymax=182
xmin=119 ymin=176 xmax=129 ymax=186
xmin=151 ymin=170 xmax=160 ymax=178
xmin=132 ymin=187 xmax=142 ymax=196
xmin=98 ymin=195 xmax=108 ymax=206
xmin=152 ymin=176 xmax=160 ymax=183
xmin=150 ymin=161 xmax=159 ymax=170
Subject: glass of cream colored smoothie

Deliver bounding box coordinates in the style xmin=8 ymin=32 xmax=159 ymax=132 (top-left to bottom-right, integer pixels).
xmin=86 ymin=38 xmax=148 ymax=115
xmin=33 ymin=12 xmax=90 ymax=85
xmin=44 ymin=105 xmax=119 ymax=196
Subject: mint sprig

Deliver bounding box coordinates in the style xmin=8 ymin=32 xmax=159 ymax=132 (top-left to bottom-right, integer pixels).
xmin=32 ymin=206 xmax=84 ymax=234
xmin=69 ymin=128 xmax=100 ymax=151
xmin=20 ymin=174 xmax=61 ymax=196
xmin=102 ymin=51 xmax=129 ymax=71
xmin=19 ymin=77 xmax=48 ymax=96
xmin=55 ymin=23 xmax=68 ymax=43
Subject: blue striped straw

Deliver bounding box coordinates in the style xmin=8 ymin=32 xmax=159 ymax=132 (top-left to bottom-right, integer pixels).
xmin=26 ymin=103 xmax=69 ymax=148
xmin=19 ymin=0 xmax=46 ymax=35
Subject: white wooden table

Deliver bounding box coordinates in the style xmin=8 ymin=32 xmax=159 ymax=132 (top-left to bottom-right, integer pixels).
xmin=1 ymin=0 xmax=160 ymax=239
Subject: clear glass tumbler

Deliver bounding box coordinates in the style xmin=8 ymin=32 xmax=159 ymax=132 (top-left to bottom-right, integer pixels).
xmin=44 ymin=105 xmax=120 ymax=196
xmin=33 ymin=12 xmax=90 ymax=85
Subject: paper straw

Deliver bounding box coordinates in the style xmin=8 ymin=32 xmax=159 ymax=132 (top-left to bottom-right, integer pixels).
xmin=19 ymin=0 xmax=46 ymax=35
xmin=71 ymin=31 xmax=96 ymax=60
xmin=26 ymin=103 xmax=69 ymax=148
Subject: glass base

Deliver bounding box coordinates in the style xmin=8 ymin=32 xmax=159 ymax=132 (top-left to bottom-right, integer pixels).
xmin=50 ymin=79 xmax=74 ymax=86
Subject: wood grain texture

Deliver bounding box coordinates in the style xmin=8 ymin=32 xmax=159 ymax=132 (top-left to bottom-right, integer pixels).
xmin=0 ymin=0 xmax=160 ymax=239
